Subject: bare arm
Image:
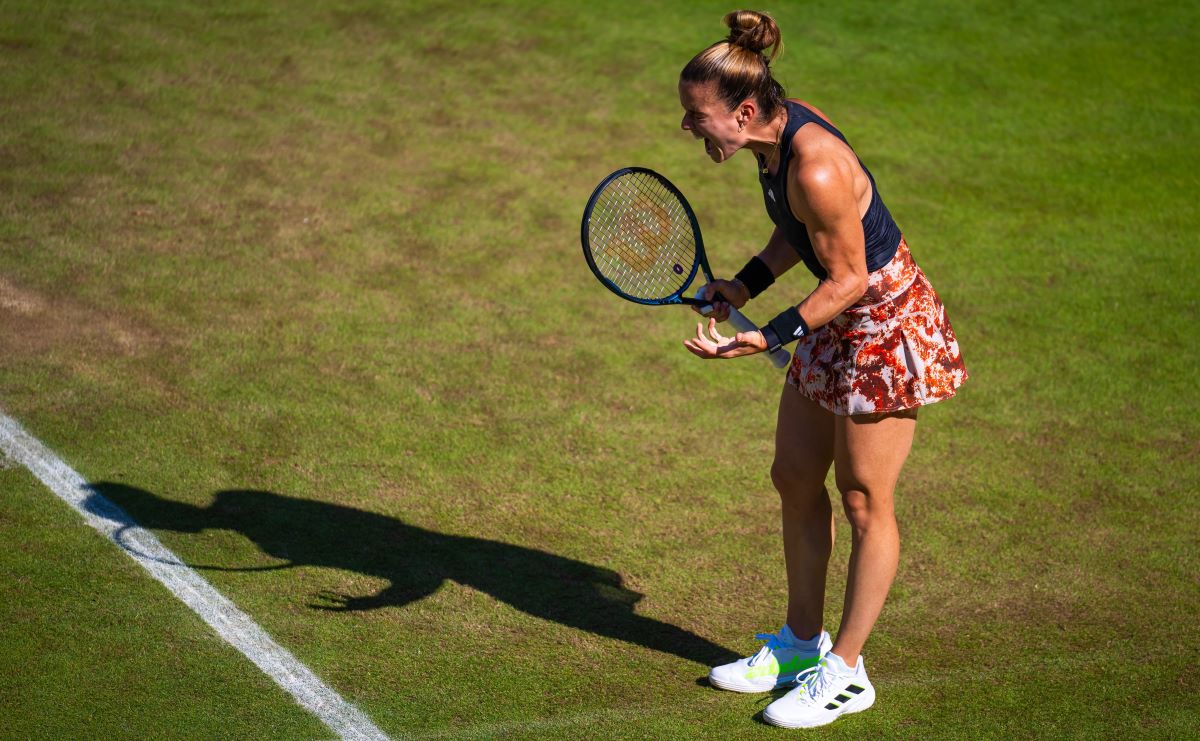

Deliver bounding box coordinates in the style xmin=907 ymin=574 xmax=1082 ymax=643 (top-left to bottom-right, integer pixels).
xmin=695 ymin=225 xmax=799 ymax=318
xmin=788 ymin=155 xmax=869 ymax=330
xmin=683 ymin=135 xmax=870 ymax=362
xmin=757 ymin=225 xmax=802 ymax=279
xmin=682 ymin=179 xmax=866 ymax=361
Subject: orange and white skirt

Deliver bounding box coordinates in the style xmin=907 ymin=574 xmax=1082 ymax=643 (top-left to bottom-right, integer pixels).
xmin=786 ymin=238 xmax=968 ymax=415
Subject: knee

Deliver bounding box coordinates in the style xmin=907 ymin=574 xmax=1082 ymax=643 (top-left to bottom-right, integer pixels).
xmin=838 ymin=483 xmax=895 ymax=536
xmin=770 ymin=456 xmax=807 ymax=497
xmin=771 ymin=458 xmax=829 ymax=513
xmin=840 ymin=488 xmax=869 ymax=532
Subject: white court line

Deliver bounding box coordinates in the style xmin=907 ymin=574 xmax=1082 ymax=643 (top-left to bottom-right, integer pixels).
xmin=0 ymin=413 xmax=390 ymax=741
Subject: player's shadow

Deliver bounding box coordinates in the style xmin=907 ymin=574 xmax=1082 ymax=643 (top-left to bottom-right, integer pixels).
xmin=85 ymin=483 xmax=736 ymax=666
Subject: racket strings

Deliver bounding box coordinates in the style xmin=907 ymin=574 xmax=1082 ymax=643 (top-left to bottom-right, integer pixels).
xmin=593 ymin=175 xmax=693 ymax=293
xmin=586 ymin=172 xmax=698 ymax=300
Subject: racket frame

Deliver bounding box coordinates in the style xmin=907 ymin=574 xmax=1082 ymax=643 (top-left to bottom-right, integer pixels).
xmin=581 ymin=167 xmax=711 ymax=307
xmin=581 ymin=167 xmax=792 ymax=369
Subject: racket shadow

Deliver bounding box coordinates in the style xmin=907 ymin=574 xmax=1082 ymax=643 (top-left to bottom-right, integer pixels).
xmin=86 ymin=482 xmax=738 ymax=667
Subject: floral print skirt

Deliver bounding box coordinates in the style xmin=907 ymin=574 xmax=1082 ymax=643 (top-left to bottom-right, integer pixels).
xmin=786 ymin=237 xmax=968 ymax=415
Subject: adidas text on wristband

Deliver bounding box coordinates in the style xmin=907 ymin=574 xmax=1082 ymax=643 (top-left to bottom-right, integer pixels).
xmin=760 ymin=306 xmax=810 ymax=352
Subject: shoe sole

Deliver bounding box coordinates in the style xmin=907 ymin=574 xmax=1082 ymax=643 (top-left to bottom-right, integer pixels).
xmin=762 ymin=688 xmax=876 ymax=729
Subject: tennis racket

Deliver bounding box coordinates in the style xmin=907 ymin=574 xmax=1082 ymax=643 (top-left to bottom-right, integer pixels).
xmin=580 ymin=167 xmax=791 ymax=368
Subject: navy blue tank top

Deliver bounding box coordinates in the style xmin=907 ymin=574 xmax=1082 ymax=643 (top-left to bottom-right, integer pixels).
xmin=758 ymin=101 xmax=902 ymax=280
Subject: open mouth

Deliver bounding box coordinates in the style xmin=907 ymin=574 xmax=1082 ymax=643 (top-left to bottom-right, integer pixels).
xmin=704 ymin=137 xmax=715 ymax=156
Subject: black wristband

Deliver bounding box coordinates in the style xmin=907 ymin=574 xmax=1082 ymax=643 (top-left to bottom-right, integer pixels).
xmin=759 ymin=306 xmax=810 ymax=352
xmin=733 ymin=256 xmax=775 ymax=299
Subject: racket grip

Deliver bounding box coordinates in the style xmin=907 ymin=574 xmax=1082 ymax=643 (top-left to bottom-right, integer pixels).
xmin=727 ymin=307 xmax=792 ymax=369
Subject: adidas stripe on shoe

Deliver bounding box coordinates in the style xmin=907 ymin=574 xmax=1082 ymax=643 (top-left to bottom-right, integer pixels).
xmin=708 ymin=625 xmax=832 ymax=693
xmin=762 ymin=651 xmax=876 ymax=729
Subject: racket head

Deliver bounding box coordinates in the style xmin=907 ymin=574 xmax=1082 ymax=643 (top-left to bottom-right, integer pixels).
xmin=581 ymin=167 xmax=709 ymax=305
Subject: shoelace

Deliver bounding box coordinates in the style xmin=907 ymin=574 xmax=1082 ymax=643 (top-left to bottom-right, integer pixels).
xmin=746 ymin=631 xmax=788 ymax=667
xmin=790 ymin=660 xmax=834 ymax=705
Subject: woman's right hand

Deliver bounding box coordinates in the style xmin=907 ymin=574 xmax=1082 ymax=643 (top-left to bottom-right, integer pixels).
xmin=693 ymin=278 xmax=750 ymax=322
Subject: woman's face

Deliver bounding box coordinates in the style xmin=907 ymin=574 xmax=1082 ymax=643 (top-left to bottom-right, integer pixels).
xmin=679 ymin=81 xmax=741 ymax=164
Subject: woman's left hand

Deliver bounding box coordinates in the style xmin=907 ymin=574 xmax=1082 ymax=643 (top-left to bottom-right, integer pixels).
xmin=683 ymin=318 xmax=768 ymax=360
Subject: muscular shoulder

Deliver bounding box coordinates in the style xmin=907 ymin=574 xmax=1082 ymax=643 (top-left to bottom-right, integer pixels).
xmin=786 ymin=137 xmax=860 ymax=222
xmin=780 ymin=103 xmax=865 ymax=222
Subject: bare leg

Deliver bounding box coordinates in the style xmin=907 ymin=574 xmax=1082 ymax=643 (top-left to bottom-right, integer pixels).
xmin=830 ymin=409 xmax=917 ymax=663
xmin=772 ymin=383 xmax=836 ymax=639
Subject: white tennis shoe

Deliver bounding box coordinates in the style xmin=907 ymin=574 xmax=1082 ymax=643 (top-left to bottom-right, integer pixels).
xmin=763 ymin=651 xmax=876 ymax=729
xmin=708 ymin=625 xmax=832 ymax=693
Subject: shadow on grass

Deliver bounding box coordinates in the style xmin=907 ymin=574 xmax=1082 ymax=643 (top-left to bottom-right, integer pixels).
xmin=86 ymin=482 xmax=737 ymax=666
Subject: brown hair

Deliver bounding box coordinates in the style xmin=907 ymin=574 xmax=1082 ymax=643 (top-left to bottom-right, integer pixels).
xmin=680 ymin=10 xmax=786 ymax=121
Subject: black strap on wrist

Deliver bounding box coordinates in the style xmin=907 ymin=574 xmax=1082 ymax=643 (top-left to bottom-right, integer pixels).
xmin=759 ymin=306 xmax=810 ymax=352
xmin=733 ymin=256 xmax=775 ymax=299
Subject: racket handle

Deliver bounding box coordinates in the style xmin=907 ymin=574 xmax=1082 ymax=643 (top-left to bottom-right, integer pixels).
xmin=696 ymin=289 xmax=791 ymax=369
xmin=727 ymin=307 xmax=792 ymax=369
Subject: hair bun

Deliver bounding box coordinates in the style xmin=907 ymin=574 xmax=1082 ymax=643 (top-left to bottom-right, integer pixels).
xmin=723 ymin=9 xmax=782 ymax=59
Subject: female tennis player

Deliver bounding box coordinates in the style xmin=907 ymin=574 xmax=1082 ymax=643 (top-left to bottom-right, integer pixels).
xmin=677 ymin=10 xmax=967 ymax=729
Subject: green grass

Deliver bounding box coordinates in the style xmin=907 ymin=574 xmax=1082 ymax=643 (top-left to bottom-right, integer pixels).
xmin=0 ymin=469 xmax=328 ymax=738
xmin=2 ymin=0 xmax=1198 ymax=738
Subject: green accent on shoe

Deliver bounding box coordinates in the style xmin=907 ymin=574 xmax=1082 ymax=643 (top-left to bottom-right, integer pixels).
xmin=744 ymin=653 xmax=821 ymax=680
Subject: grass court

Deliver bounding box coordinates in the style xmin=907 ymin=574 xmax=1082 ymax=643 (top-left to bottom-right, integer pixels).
xmin=1 ymin=0 xmax=1197 ymax=737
